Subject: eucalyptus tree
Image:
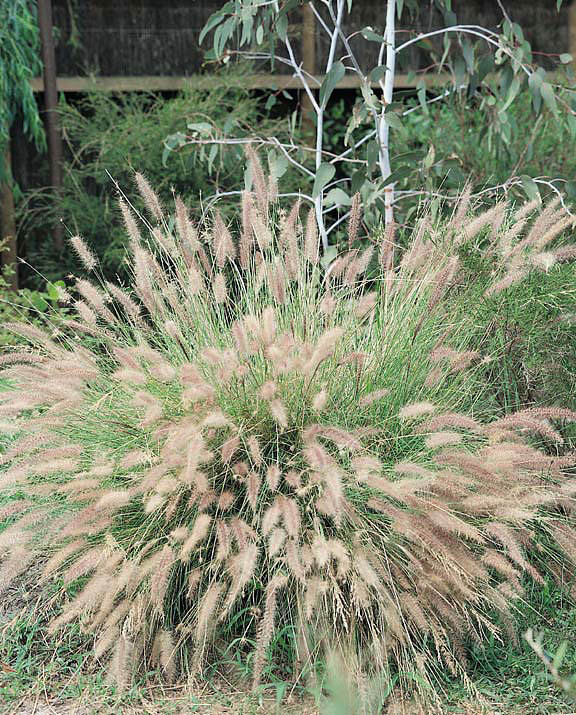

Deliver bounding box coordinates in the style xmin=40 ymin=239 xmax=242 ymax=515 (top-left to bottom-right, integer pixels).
xmin=176 ymin=0 xmax=574 ymax=248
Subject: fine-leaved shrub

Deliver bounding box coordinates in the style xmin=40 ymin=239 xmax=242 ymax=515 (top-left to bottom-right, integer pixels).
xmin=1 ymin=160 xmax=576 ymax=694
xmin=18 ymin=73 xmax=298 ymax=285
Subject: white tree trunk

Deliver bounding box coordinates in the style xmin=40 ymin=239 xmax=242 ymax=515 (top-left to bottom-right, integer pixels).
xmin=314 ymin=0 xmax=346 ymax=251
xmin=379 ymin=0 xmax=396 ymax=226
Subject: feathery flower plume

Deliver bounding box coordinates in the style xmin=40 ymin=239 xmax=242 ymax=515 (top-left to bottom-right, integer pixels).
xmin=514 ymin=197 xmax=540 ymax=222
xmin=359 ymin=388 xmax=389 ymax=407
xmin=135 ymin=172 xmax=163 ymax=222
xmin=354 ymin=291 xmax=377 ymax=319
xmin=181 ymin=514 xmax=212 ymax=561
xmin=76 ymin=279 xmax=117 ymax=324
xmin=269 ymin=262 xmax=287 ymax=304
xmin=245 ymin=145 xmax=269 ymax=217
xmin=252 ymin=574 xmax=287 ymax=688
xmin=484 ymin=269 xmax=528 ymax=297
xmin=239 ymin=191 xmax=255 ymax=269
xmin=425 ymin=431 xmax=463 ymax=449
xmin=212 ymin=212 xmax=236 ymax=268
xmin=427 ymin=256 xmax=459 ymax=312
xmin=304 ymin=209 xmax=319 ymax=264
xmin=449 ymin=183 xmax=472 ymax=230
xmin=379 ymin=220 xmax=396 ymax=279
xmin=269 ymin=399 xmax=288 ymax=428
xmin=174 ymin=196 xmax=200 ymax=256
xmin=399 ymin=401 xmax=436 ymax=419
xmin=105 ymin=282 xmax=142 ymax=322
xmin=461 ymin=203 xmax=505 ymax=243
xmin=266 ymin=464 xmax=281 ymax=491
xmin=194 ymin=581 xmax=224 ymax=652
xmin=70 ymin=235 xmax=98 ymax=271
xmin=213 ymin=273 xmax=227 ymax=304
xmin=348 ymin=193 xmax=362 ymax=246
xmin=118 ymin=199 xmax=142 ymax=252
xmin=312 ymin=389 xmax=328 ymax=412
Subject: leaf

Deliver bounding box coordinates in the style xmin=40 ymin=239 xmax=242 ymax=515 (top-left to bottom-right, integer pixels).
xmin=30 ymin=293 xmax=49 ymax=312
xmin=384 ymin=112 xmax=403 ymax=131
xmin=566 ymin=180 xmax=576 ymax=199
xmin=214 ymin=17 xmax=236 ymax=58
xmin=423 ymin=145 xmax=435 ymax=170
xmin=199 ymin=11 xmax=226 ymax=46
xmin=351 ymin=168 xmax=367 ymax=194
xmin=187 ymin=122 xmax=213 ymax=134
xmin=552 ymin=641 xmax=568 ymax=671
xmin=161 ymin=131 xmax=186 ymax=167
xmin=256 ymin=24 xmax=264 ymax=45
xmin=325 ymin=188 xmax=352 ymax=206
xmin=519 ymin=175 xmax=540 ymax=201
xmin=320 ymin=245 xmax=338 ymax=270
xmin=361 ymin=27 xmax=386 ymax=43
xmin=46 ymin=282 xmax=61 ymax=301
xmin=360 ymin=82 xmax=379 ymax=110
xmin=528 ymin=70 xmax=543 ymax=92
xmin=274 ymin=681 xmax=288 ymax=714
xmin=559 ymin=53 xmax=573 ymax=64
xmin=276 ymin=13 xmax=288 ymax=42
xmin=382 ymin=165 xmax=413 ymax=187
xmin=370 ymin=65 xmax=388 ymax=84
xmin=461 ymin=39 xmax=475 ymax=73
xmin=557 ymin=0 xmax=564 ymax=9
xmin=319 ymin=61 xmax=345 ymax=108
xmin=417 ymin=79 xmax=428 ymax=114
xmin=240 ymin=9 xmax=254 ymax=46
xmin=540 ymin=82 xmax=558 ymax=116
xmin=366 ymin=139 xmax=380 ymax=170
xmin=500 ymin=74 xmax=521 ymax=113
xmin=312 ymin=163 xmax=336 ymax=198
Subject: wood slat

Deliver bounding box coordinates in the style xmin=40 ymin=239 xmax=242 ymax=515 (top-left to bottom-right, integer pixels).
xmin=30 ymin=73 xmax=452 ymax=93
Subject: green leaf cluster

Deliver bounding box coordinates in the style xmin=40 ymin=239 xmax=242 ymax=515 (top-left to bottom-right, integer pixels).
xmin=0 ymin=0 xmax=45 ymax=178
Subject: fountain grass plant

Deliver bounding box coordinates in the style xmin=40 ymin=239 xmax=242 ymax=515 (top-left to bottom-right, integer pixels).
xmin=1 ymin=158 xmax=576 ymax=699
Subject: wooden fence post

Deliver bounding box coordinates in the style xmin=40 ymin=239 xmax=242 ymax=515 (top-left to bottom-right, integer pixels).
xmin=38 ymin=0 xmax=63 ymax=252
xmin=301 ymin=3 xmax=317 ymax=138
xmin=0 ymin=146 xmax=18 ymax=291
xmin=570 ymin=1 xmax=576 ymax=69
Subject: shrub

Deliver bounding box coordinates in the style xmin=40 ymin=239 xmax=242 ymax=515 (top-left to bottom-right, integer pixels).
xmin=323 ymin=91 xmax=576 ymax=232
xmin=18 ymin=74 xmax=298 ymax=285
xmin=1 ymin=166 xmax=576 ymax=694
xmin=445 ymin=196 xmax=576 ymax=415
xmin=397 ymin=91 xmax=576 ymax=204
xmin=0 ymin=242 xmax=69 ymax=348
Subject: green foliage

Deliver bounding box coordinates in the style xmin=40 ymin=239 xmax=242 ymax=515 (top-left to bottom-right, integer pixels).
xmin=19 ymin=79 xmax=296 ymax=284
xmin=397 ymin=91 xmax=576 ymax=204
xmin=459 ymin=262 xmax=576 ymax=415
xmin=199 ymin=0 xmax=573 ymax=235
xmin=525 ymin=629 xmax=576 ymax=701
xmin=0 ymin=241 xmax=69 ymax=346
xmin=0 ymin=0 xmax=45 ymax=176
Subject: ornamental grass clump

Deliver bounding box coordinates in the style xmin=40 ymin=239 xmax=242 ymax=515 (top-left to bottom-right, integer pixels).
xmin=1 ymin=161 xmax=576 ymax=691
